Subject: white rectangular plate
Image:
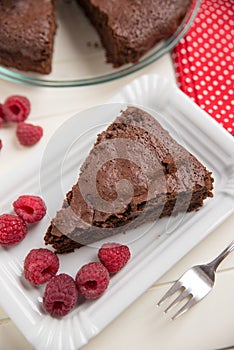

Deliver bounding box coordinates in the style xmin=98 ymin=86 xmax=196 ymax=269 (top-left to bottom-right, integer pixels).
xmin=0 ymin=74 xmax=234 ymax=350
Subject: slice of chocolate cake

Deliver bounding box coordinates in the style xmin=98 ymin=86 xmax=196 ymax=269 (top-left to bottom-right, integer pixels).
xmin=77 ymin=0 xmax=192 ymax=67
xmin=44 ymin=107 xmax=214 ymax=254
xmin=0 ymin=0 xmax=57 ymax=74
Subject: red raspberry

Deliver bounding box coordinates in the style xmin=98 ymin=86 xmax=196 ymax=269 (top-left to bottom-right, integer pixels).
xmin=98 ymin=243 xmax=131 ymax=274
xmin=75 ymin=262 xmax=109 ymax=299
xmin=24 ymin=248 xmax=59 ymax=285
xmin=43 ymin=273 xmax=78 ymax=317
xmin=0 ymin=104 xmax=5 ymax=128
xmin=3 ymin=95 xmax=30 ymax=123
xmin=0 ymin=103 xmax=4 ymax=117
xmin=0 ymin=102 xmax=6 ymax=123
xmin=0 ymin=117 xmax=4 ymax=128
xmin=0 ymin=139 xmax=2 ymax=150
xmin=0 ymin=214 xmax=28 ymax=246
xmin=13 ymin=195 xmax=46 ymax=223
xmin=16 ymin=122 xmax=43 ymax=146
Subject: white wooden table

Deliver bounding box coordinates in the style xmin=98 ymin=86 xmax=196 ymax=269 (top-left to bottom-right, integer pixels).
xmin=0 ymin=54 xmax=234 ymax=350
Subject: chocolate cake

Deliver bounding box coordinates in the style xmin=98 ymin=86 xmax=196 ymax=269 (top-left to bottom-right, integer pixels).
xmin=0 ymin=0 xmax=192 ymax=73
xmin=0 ymin=0 xmax=57 ymax=74
xmin=77 ymin=0 xmax=192 ymax=67
xmin=44 ymin=107 xmax=214 ymax=254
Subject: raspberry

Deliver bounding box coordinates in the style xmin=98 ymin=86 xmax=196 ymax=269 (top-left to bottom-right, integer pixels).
xmin=0 ymin=214 xmax=28 ymax=246
xmin=0 ymin=104 xmax=5 ymax=128
xmin=16 ymin=122 xmax=43 ymax=146
xmin=13 ymin=195 xmax=46 ymax=223
xmin=0 ymin=117 xmax=4 ymax=128
xmin=43 ymin=273 xmax=78 ymax=317
xmin=24 ymin=248 xmax=59 ymax=285
xmin=75 ymin=262 xmax=109 ymax=299
xmin=0 ymin=139 xmax=2 ymax=150
xmin=0 ymin=103 xmax=4 ymax=117
xmin=98 ymin=243 xmax=131 ymax=274
xmin=3 ymin=95 xmax=30 ymax=123
xmin=0 ymin=103 xmax=6 ymax=123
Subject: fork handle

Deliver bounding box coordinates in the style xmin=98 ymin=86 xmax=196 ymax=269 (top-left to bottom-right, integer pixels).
xmin=207 ymin=240 xmax=234 ymax=272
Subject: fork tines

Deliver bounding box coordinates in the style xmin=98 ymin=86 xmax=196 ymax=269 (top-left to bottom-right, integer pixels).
xmin=157 ymin=281 xmax=196 ymax=320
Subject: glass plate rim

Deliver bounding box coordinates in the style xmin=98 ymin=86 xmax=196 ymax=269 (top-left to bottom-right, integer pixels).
xmin=0 ymin=0 xmax=201 ymax=88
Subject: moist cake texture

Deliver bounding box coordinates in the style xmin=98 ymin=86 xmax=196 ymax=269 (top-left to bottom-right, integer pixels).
xmin=44 ymin=107 xmax=214 ymax=253
xmin=0 ymin=0 xmax=57 ymax=74
xmin=77 ymin=0 xmax=192 ymax=66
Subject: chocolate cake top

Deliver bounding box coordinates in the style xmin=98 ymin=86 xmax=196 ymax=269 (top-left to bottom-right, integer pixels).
xmin=78 ymin=106 xmax=212 ymax=220
xmin=0 ymin=0 xmax=56 ymax=58
xmin=85 ymin=0 xmax=192 ymax=48
xmin=45 ymin=106 xmax=213 ymax=252
xmin=51 ymin=106 xmax=213 ymax=229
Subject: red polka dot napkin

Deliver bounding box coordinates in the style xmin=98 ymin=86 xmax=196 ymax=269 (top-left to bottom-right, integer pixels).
xmin=172 ymin=0 xmax=234 ymax=135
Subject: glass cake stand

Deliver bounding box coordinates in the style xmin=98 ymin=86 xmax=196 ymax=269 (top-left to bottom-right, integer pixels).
xmin=0 ymin=0 xmax=201 ymax=88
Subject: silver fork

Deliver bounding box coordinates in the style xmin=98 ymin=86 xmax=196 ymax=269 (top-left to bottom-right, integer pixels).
xmin=157 ymin=240 xmax=234 ymax=320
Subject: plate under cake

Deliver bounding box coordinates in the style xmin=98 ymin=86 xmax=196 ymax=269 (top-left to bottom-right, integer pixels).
xmin=0 ymin=0 xmax=57 ymax=74
xmin=44 ymin=106 xmax=214 ymax=253
xmin=77 ymin=0 xmax=192 ymax=67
